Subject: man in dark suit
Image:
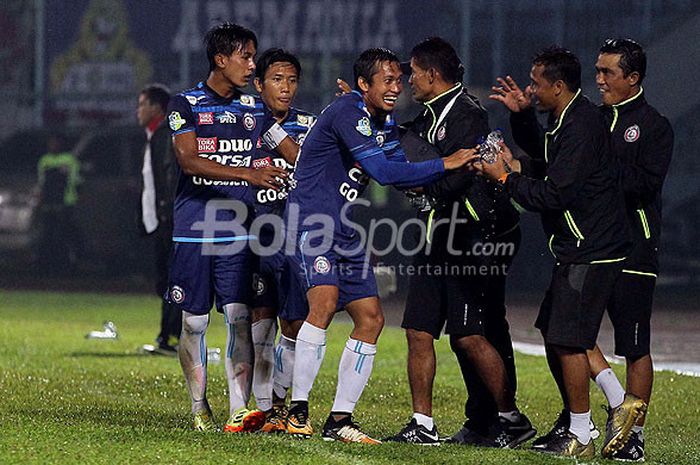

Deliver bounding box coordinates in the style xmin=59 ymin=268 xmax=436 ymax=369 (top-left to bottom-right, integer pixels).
xmin=137 ymin=83 xmax=180 ymax=355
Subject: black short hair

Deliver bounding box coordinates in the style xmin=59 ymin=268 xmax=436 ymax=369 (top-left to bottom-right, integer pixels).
xmin=600 ymin=38 xmax=647 ymax=84
xmin=204 ymin=22 xmax=257 ymax=72
xmin=255 ymin=48 xmax=302 ymax=81
xmin=353 ymin=48 xmax=400 ymax=90
xmin=140 ymin=83 xmax=171 ymax=112
xmin=410 ymin=37 xmax=464 ymax=84
xmin=532 ymin=46 xmax=581 ymax=92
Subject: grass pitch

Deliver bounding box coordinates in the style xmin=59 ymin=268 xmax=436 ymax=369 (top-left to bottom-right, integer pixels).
xmin=0 ymin=290 xmax=698 ymax=464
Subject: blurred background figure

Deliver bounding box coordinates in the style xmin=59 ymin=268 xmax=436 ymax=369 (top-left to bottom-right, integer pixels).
xmin=35 ymin=134 xmax=81 ymax=274
xmin=136 ymin=83 xmax=180 ymax=356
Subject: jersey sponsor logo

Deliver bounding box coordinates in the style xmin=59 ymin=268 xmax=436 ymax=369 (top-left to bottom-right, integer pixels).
xmin=257 ymin=187 xmax=288 ymax=204
xmin=356 ymin=117 xmax=372 ymax=136
xmin=168 ymin=111 xmax=186 ymax=131
xmin=170 ymin=285 xmax=185 ymax=304
xmin=243 ymin=113 xmax=256 ymax=131
xmin=624 ymin=124 xmax=640 ymax=143
xmin=218 ymin=138 xmax=254 ymax=153
xmin=217 ymin=111 xmax=237 ymax=124
xmin=253 ymin=156 xmax=272 ymax=169
xmin=339 ymin=164 xmax=369 ymax=201
xmin=198 ymin=112 xmax=214 ymax=125
xmin=296 ymin=114 xmax=313 ymax=127
xmin=349 ymin=163 xmax=369 ymax=185
xmin=313 ymin=256 xmax=331 ymax=274
xmin=437 ymin=125 xmax=446 ymax=141
xmin=186 ymin=95 xmax=198 ymax=105
xmin=192 ymin=177 xmax=248 ymax=187
xmin=240 ymin=94 xmax=255 ymax=107
xmin=197 ymin=137 xmax=218 ymax=153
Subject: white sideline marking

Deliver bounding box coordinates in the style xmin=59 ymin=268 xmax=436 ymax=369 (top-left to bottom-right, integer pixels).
xmin=512 ymin=342 xmax=700 ymax=377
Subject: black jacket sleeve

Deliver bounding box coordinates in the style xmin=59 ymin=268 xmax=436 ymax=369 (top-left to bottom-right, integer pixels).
xmin=622 ymin=116 xmax=673 ymax=204
xmin=424 ymin=105 xmax=489 ymax=201
xmin=510 ymin=108 xmax=545 ymax=160
xmin=505 ymin=120 xmax=596 ymax=212
xmin=151 ymin=125 xmax=176 ymax=223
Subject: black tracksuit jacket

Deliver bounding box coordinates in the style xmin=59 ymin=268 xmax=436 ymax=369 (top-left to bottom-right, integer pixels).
xmin=599 ymin=89 xmax=673 ymax=275
xmin=506 ymin=91 xmax=631 ymax=264
xmin=408 ymin=84 xmax=519 ymax=248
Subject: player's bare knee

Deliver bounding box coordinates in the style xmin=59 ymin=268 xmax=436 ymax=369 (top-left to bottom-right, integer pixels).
xmin=252 ymin=306 xmax=276 ymax=323
xmin=363 ymin=305 xmax=384 ymax=329
xmin=450 ymin=334 xmax=487 ymax=353
xmin=406 ymin=329 xmax=433 ymax=349
xmin=280 ymin=319 xmax=303 ymax=339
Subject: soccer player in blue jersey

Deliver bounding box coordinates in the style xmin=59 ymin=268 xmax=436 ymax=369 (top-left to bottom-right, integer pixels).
xmin=165 ymin=23 xmax=299 ymax=433
xmin=248 ymin=48 xmax=316 ymax=433
xmin=283 ymin=48 xmax=476 ymax=443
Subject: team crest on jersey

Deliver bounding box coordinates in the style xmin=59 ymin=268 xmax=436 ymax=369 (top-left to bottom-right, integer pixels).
xmin=356 ymin=117 xmax=372 ymax=136
xmin=313 ymin=256 xmax=331 ymax=274
xmin=198 ymin=112 xmax=214 ymax=125
xmin=624 ymin=124 xmax=640 ymax=143
xmin=197 ymin=137 xmax=218 ymax=153
xmin=253 ymin=156 xmax=272 ymax=169
xmin=240 ymin=95 xmax=255 ymax=107
xmin=217 ymin=111 xmax=237 ymax=124
xmin=297 ymin=114 xmax=313 ymax=127
xmin=169 ymin=111 xmax=186 ymax=131
xmin=253 ymin=274 xmax=266 ymax=296
xmin=437 ymin=125 xmax=446 ymax=141
xmin=243 ymin=113 xmax=256 ymax=130
xmin=170 ymin=286 xmax=185 ymax=304
xmin=186 ymin=95 xmax=198 ymax=105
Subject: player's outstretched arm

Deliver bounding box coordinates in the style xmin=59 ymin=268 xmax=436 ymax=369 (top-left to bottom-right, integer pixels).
xmin=358 ymin=148 xmax=475 ymax=188
xmin=173 ymin=131 xmax=287 ymax=190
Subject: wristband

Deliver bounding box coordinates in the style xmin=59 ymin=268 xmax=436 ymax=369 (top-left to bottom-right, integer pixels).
xmin=262 ymin=122 xmax=289 ymax=149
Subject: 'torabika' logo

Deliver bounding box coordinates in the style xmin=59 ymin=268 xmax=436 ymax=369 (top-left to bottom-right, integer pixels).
xmin=197 ymin=137 xmax=217 ymax=153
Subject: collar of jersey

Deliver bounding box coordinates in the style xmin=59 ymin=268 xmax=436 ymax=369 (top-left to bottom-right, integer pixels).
xmin=351 ymin=90 xmax=372 ymax=118
xmin=201 ymin=81 xmax=243 ymax=102
xmin=547 ymin=88 xmax=582 ymax=135
xmin=424 ymin=83 xmax=462 ymax=108
xmin=611 ymin=87 xmax=645 ymax=111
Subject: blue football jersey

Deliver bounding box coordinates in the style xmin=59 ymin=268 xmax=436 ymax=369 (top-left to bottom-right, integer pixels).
xmin=286 ymin=91 xmax=442 ymax=241
xmin=251 ymin=106 xmax=316 ymax=217
xmin=167 ymin=82 xmax=278 ymax=240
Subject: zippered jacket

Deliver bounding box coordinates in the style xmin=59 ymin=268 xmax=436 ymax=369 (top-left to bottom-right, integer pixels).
xmin=408 ymin=84 xmax=519 ymax=244
xmin=506 ymin=91 xmax=631 ymax=264
xmin=599 ymin=89 xmax=673 ymax=276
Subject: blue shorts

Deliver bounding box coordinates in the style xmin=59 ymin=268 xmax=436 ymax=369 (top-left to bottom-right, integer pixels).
xmin=166 ymin=241 xmax=253 ymax=315
xmin=252 ymin=224 xmax=309 ymax=321
xmin=252 ymin=250 xmax=284 ymax=310
xmin=278 ymin=259 xmax=310 ymax=321
xmin=286 ymin=231 xmax=378 ymax=310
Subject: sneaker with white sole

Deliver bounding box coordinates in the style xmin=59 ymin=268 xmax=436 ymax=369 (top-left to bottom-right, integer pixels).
xmin=385 ymin=419 xmax=440 ymax=445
